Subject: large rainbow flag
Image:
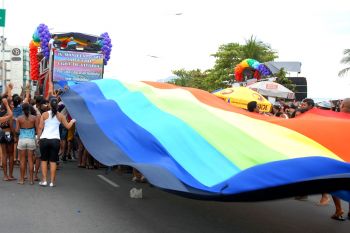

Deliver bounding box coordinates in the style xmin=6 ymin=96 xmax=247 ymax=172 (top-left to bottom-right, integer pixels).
xmin=62 ymin=79 xmax=350 ymax=201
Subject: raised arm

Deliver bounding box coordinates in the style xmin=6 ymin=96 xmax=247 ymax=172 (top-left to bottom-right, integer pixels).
xmin=47 ymin=77 xmax=54 ymax=99
xmin=4 ymin=83 xmax=13 ymax=100
xmin=23 ymin=82 xmax=31 ymax=104
xmin=58 ymin=112 xmax=76 ymax=129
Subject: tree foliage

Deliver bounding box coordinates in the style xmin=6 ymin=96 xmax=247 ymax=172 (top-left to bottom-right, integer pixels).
xmin=169 ymin=69 xmax=209 ymax=90
xmin=338 ymin=49 xmax=350 ymax=77
xmin=274 ymin=68 xmax=296 ymax=92
xmin=169 ymin=36 xmax=278 ymax=92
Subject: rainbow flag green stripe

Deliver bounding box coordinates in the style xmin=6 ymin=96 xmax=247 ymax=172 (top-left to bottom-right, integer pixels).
xmin=121 ymin=81 xmax=339 ymax=168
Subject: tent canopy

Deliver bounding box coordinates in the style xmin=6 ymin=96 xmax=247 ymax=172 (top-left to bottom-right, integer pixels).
xmin=264 ymin=61 xmax=302 ymax=74
xmin=52 ymin=32 xmax=102 ymax=43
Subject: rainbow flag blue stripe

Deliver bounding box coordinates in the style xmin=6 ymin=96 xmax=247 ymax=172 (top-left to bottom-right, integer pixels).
xmin=61 ymin=79 xmax=350 ymax=201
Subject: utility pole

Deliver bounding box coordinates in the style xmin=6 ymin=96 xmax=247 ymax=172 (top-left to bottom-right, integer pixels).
xmin=0 ymin=0 xmax=5 ymax=94
xmin=1 ymin=36 xmax=5 ymax=94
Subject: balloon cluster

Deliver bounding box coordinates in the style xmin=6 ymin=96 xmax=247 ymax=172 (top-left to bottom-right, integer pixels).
xmin=29 ymin=41 xmax=39 ymax=81
xmin=29 ymin=24 xmax=51 ymax=81
xmin=100 ymin=32 xmax=112 ymax=65
xmin=257 ymin=63 xmax=271 ymax=76
xmin=234 ymin=58 xmax=271 ymax=82
xmin=36 ymin=24 xmax=51 ymax=59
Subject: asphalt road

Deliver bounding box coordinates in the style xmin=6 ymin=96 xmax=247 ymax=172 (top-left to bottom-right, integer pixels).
xmin=0 ymin=162 xmax=349 ymax=233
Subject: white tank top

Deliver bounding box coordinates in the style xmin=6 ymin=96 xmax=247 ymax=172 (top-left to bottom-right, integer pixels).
xmin=40 ymin=111 xmax=61 ymax=140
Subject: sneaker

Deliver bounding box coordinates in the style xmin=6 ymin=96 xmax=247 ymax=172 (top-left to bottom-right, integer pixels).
xmin=49 ymin=182 xmax=55 ymax=187
xmin=39 ymin=181 xmax=47 ymax=186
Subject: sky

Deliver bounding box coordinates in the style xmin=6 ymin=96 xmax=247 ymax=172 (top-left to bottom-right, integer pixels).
xmin=4 ymin=0 xmax=350 ymax=98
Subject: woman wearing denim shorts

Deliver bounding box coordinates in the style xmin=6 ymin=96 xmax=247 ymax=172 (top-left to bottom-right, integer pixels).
xmin=16 ymin=103 xmax=38 ymax=185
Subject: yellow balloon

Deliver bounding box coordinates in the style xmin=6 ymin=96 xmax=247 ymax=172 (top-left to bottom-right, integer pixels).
xmin=241 ymin=60 xmax=249 ymax=68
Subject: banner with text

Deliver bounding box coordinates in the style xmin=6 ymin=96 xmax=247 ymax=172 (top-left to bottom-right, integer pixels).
xmin=53 ymin=50 xmax=104 ymax=82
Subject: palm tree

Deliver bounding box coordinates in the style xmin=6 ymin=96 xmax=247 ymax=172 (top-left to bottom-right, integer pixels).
xmin=243 ymin=36 xmax=278 ymax=62
xmin=338 ymin=49 xmax=350 ymax=77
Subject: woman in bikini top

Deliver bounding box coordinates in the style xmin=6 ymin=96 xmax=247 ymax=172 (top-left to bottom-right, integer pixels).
xmin=0 ymin=109 xmax=11 ymax=131
xmin=0 ymin=98 xmax=14 ymax=181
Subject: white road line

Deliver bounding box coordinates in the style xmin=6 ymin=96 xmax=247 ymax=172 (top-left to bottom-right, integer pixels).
xmin=97 ymin=175 xmax=120 ymax=188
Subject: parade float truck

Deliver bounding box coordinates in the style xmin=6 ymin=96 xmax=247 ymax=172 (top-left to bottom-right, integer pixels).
xmin=29 ymin=24 xmax=112 ymax=96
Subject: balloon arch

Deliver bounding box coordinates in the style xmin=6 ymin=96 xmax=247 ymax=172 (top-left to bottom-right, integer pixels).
xmin=234 ymin=58 xmax=271 ymax=82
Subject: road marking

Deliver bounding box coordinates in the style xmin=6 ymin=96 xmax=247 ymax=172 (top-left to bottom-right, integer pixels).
xmin=97 ymin=175 xmax=120 ymax=188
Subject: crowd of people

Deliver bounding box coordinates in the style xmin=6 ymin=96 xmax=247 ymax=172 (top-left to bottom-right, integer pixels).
xmin=0 ymin=83 xmax=100 ymax=186
xmin=0 ymin=83 xmax=76 ymax=186
xmin=247 ymin=97 xmax=344 ymax=118
xmin=248 ymin=97 xmax=350 ymax=221
xmin=0 ymin=82 xmax=142 ymax=187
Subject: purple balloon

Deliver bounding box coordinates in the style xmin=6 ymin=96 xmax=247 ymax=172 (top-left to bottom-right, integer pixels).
xmin=36 ymin=23 xmax=51 ymax=59
xmin=100 ymin=32 xmax=112 ymax=65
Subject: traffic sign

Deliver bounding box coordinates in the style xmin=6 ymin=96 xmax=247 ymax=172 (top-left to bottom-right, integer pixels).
xmin=0 ymin=9 xmax=5 ymax=27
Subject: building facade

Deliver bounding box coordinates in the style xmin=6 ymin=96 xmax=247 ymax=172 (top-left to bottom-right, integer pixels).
xmin=0 ymin=45 xmax=29 ymax=94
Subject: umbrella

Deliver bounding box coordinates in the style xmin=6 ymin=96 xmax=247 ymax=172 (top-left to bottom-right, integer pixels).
xmin=247 ymin=81 xmax=295 ymax=99
xmin=213 ymin=86 xmax=272 ymax=112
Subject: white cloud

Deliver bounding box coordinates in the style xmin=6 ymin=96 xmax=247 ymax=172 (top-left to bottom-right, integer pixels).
xmin=5 ymin=0 xmax=350 ymax=97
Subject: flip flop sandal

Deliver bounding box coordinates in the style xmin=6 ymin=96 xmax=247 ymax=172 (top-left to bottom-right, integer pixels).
xmin=331 ymin=214 xmax=346 ymax=221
